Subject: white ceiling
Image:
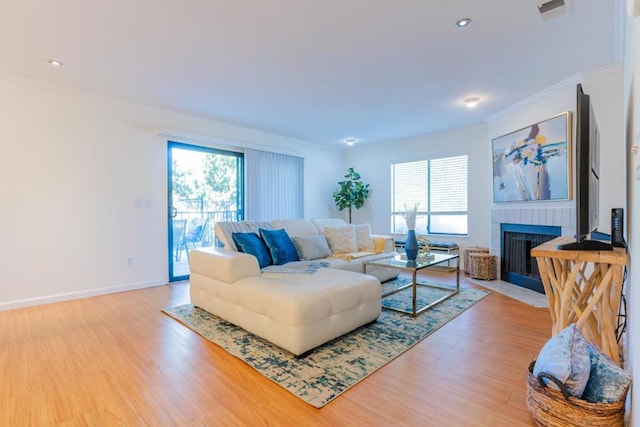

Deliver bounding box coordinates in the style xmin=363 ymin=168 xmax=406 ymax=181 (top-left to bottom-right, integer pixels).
xmin=0 ymin=0 xmax=619 ymax=146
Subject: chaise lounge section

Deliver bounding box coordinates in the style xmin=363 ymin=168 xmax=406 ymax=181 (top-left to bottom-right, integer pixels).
xmin=189 ymin=249 xmax=381 ymax=356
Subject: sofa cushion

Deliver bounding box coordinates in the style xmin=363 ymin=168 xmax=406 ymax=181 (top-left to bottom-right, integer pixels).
xmin=292 ymin=235 xmax=332 ymax=260
xmin=215 ymin=221 xmax=275 ymax=251
xmin=189 ymin=248 xmax=261 ymax=283
xmin=324 ymin=225 xmax=358 ymax=253
xmin=533 ymin=323 xmax=591 ymax=398
xmin=232 ymin=232 xmax=272 ymax=268
xmin=354 ymin=223 xmax=375 ymax=250
xmin=311 ymin=218 xmax=348 ymax=234
xmin=270 ymin=219 xmax=318 ymax=237
xmin=260 ymin=228 xmax=300 ymax=265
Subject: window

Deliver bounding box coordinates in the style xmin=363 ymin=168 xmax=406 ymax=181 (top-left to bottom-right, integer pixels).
xmin=391 ymin=155 xmax=468 ymax=235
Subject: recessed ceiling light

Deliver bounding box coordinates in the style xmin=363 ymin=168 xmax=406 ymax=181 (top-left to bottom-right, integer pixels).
xmin=456 ymin=18 xmax=471 ymax=28
xmin=48 ymin=59 xmax=63 ymax=67
xmin=464 ymin=97 xmax=480 ymax=108
xmin=344 ymin=138 xmax=356 ymax=146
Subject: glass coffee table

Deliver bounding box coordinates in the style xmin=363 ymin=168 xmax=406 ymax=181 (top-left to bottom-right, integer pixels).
xmin=364 ymin=252 xmax=460 ymax=316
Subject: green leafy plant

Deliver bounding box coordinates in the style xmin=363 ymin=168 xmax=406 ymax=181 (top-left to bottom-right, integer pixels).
xmin=332 ymin=167 xmax=370 ymax=223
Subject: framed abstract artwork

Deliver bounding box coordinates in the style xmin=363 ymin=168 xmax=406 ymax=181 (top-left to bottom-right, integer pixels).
xmin=492 ymin=112 xmax=571 ymax=202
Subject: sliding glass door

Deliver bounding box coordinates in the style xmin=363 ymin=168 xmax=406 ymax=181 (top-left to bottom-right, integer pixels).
xmin=168 ymin=141 xmax=243 ymax=281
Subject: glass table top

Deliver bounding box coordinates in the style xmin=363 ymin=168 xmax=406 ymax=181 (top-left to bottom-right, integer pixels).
xmin=365 ymin=252 xmax=459 ymax=271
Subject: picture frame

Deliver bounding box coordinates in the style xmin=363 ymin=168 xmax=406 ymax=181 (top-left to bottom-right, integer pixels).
xmin=492 ymin=112 xmax=571 ymax=202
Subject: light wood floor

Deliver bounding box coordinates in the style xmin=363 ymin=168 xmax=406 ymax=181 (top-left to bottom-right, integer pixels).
xmin=1 ymin=271 xmax=552 ymax=426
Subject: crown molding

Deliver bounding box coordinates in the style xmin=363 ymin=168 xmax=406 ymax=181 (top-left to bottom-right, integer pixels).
xmin=154 ymin=127 xmax=307 ymax=158
xmin=485 ymin=65 xmax=622 ymax=122
xmin=485 ymin=73 xmax=583 ymax=122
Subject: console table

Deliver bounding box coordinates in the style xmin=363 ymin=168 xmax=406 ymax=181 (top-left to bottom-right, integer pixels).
xmin=531 ymin=237 xmax=628 ymax=365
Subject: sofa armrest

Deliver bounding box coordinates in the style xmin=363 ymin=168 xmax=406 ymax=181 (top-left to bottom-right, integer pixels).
xmin=372 ymin=235 xmax=395 ymax=253
xmin=189 ymin=247 xmax=261 ymax=283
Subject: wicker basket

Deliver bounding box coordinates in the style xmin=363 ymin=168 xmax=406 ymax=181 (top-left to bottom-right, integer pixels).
xmin=462 ymin=246 xmax=489 ymax=274
xmin=468 ymin=253 xmax=496 ymax=280
xmin=526 ymin=361 xmax=628 ymax=427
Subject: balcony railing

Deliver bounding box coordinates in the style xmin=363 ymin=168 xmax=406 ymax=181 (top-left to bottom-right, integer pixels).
xmin=174 ymin=209 xmax=239 ymax=247
xmin=171 ymin=209 xmax=239 ymax=278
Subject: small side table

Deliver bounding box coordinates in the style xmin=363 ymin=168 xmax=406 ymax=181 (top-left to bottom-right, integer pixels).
xmin=429 ymin=241 xmax=459 ymax=273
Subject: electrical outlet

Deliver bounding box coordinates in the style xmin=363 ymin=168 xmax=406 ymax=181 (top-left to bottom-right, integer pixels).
xmin=127 ymin=257 xmax=134 ymax=267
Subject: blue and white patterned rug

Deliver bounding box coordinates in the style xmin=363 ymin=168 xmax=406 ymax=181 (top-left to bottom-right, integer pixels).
xmin=162 ymin=278 xmax=489 ymax=408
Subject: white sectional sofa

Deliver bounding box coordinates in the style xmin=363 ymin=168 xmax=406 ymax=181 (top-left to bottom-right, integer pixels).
xmin=188 ymin=218 xmax=399 ymax=356
xmin=214 ymin=218 xmax=399 ymax=282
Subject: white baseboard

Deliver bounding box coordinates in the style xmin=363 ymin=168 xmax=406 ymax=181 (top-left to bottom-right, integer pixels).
xmin=0 ymin=279 xmax=167 ymax=312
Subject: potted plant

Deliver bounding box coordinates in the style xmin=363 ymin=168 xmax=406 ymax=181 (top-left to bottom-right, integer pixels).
xmin=332 ymin=167 xmax=370 ymax=223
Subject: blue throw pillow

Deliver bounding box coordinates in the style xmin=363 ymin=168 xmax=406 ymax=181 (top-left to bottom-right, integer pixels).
xmin=581 ymin=341 xmax=632 ymax=403
xmin=533 ymin=324 xmax=591 ymax=398
xmin=259 ymin=228 xmax=300 ymax=265
xmin=232 ymin=232 xmax=272 ymax=268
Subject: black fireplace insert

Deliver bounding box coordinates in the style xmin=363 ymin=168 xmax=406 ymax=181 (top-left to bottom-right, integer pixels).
xmin=500 ymin=223 xmax=561 ymax=293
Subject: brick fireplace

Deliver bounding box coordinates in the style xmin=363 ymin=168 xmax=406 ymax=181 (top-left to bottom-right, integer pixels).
xmin=490 ymin=207 xmax=574 ymax=292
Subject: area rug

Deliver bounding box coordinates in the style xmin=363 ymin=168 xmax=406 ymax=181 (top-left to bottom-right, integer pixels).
xmin=162 ymin=278 xmax=489 ymax=408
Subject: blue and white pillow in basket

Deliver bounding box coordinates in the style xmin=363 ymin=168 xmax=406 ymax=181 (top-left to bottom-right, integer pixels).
xmin=582 ymin=341 xmax=632 ymax=404
xmin=533 ymin=324 xmax=591 ymax=398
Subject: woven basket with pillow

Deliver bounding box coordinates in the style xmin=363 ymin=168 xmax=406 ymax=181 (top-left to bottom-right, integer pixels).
xmin=526 ymin=324 xmax=631 ymax=427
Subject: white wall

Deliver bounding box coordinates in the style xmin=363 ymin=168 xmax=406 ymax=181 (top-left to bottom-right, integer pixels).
xmin=342 ymin=124 xmax=490 ymax=248
xmin=623 ymin=2 xmax=639 ymax=424
xmin=342 ymin=67 xmax=625 ymax=252
xmin=0 ymin=75 xmax=341 ymax=310
xmin=487 ymin=66 xmax=626 ymax=236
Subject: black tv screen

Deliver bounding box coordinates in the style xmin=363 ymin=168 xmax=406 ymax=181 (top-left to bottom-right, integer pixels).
xmin=558 ymin=84 xmax=612 ymax=251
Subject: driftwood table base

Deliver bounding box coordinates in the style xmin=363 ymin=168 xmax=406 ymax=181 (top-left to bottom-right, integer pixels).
xmin=531 ymin=237 xmax=627 ymax=365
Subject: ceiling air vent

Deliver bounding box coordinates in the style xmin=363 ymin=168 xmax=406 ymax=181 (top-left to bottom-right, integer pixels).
xmin=537 ymin=0 xmax=566 ymax=15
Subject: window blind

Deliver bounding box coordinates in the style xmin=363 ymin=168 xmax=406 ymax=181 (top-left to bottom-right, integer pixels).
xmin=430 ymin=156 xmax=468 ymax=213
xmin=245 ymin=148 xmax=304 ymax=221
xmin=391 ymin=155 xmax=468 ymax=235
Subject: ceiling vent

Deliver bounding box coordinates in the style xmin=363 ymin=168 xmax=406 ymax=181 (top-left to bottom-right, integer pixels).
xmin=537 ymin=0 xmax=566 ymax=15
xmin=537 ymin=0 xmax=569 ymax=18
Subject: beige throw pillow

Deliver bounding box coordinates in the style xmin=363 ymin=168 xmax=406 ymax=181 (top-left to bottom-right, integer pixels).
xmin=354 ymin=223 xmax=375 ymax=250
xmin=324 ymin=225 xmax=358 ymax=254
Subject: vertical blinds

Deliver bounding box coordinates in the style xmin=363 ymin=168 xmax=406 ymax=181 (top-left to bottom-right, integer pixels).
xmin=245 ymin=149 xmax=304 ymax=221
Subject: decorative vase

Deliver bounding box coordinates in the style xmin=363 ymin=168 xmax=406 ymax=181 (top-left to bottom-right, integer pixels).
xmin=405 ymin=229 xmax=419 ymax=262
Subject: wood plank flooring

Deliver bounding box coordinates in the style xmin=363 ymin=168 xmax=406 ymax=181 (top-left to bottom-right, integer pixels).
xmin=0 ymin=271 xmax=552 ymax=426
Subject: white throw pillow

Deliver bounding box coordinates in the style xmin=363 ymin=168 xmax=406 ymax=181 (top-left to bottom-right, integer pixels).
xmin=324 ymin=225 xmax=358 ymax=254
xmin=354 ymin=223 xmax=375 ymax=250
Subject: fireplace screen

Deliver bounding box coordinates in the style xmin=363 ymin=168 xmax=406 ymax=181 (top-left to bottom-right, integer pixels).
xmin=501 ymin=224 xmax=561 ymax=293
